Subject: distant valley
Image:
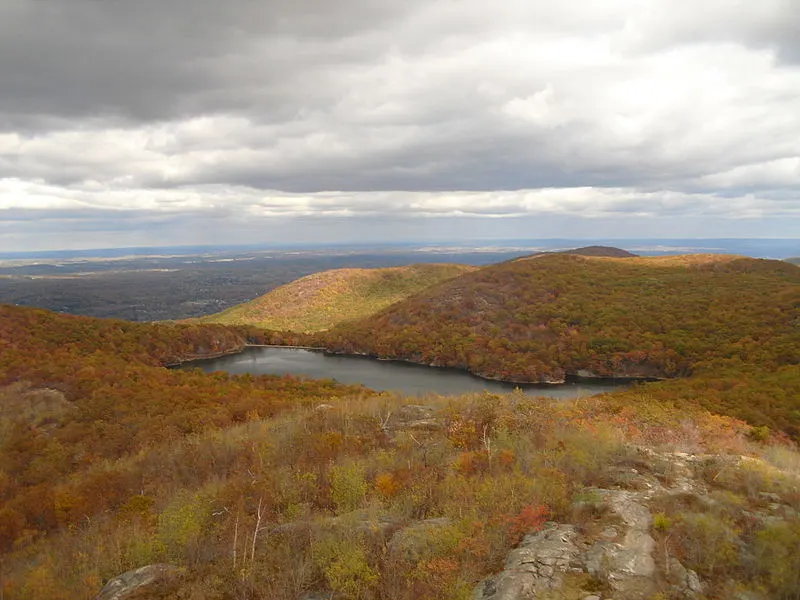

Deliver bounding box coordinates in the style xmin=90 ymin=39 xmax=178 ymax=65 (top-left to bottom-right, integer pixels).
xmin=0 ymin=246 xmax=526 ymax=321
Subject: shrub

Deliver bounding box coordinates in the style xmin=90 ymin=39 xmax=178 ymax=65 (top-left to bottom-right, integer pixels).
xmin=117 ymin=494 xmax=156 ymax=525
xmin=375 ymin=472 xmax=400 ymax=499
xmin=326 ymin=545 xmax=379 ymax=600
xmin=157 ymin=489 xmax=213 ymax=563
xmin=454 ymin=451 xmax=488 ymax=476
xmin=652 ymin=512 xmax=672 ymax=533
xmin=331 ymin=462 xmax=368 ymax=514
xmin=749 ymin=425 xmax=771 ymax=443
xmin=312 ymin=536 xmax=378 ymax=600
xmin=506 ymin=504 xmax=550 ymax=544
xmin=677 ymin=512 xmax=740 ymax=577
xmin=755 ymin=518 xmax=800 ymax=598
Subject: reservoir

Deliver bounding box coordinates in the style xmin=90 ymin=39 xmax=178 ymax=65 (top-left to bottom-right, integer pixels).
xmin=183 ymin=346 xmax=630 ymax=398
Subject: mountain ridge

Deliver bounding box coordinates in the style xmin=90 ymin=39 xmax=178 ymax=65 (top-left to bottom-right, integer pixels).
xmin=529 ymin=245 xmax=638 ymax=259
xmin=321 ymin=252 xmax=798 ymax=371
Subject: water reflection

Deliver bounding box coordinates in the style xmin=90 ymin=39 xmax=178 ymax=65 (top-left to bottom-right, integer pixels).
xmin=182 ymin=347 xmax=630 ymax=398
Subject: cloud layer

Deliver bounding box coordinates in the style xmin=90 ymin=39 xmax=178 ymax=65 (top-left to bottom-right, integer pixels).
xmin=1 ymin=0 xmax=799 ymax=249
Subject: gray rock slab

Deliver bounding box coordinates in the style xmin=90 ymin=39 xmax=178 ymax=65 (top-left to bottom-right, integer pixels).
xmin=95 ymin=564 xmax=179 ymax=600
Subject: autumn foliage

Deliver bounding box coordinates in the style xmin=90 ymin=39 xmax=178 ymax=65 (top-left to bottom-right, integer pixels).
xmin=0 ymin=253 xmax=799 ymax=599
xmin=318 ymin=254 xmax=800 ymax=434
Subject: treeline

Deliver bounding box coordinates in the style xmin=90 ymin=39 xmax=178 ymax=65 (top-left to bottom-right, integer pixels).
xmin=0 ymin=304 xmax=249 ymax=368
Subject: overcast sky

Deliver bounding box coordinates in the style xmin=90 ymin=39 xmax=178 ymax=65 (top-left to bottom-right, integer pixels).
xmin=1 ymin=0 xmax=799 ymax=251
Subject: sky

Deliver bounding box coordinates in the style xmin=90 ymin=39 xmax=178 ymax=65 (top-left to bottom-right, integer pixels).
xmin=1 ymin=0 xmax=799 ymax=251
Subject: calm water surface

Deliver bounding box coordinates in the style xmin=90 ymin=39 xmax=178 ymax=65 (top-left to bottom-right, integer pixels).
xmin=184 ymin=347 xmax=629 ymax=398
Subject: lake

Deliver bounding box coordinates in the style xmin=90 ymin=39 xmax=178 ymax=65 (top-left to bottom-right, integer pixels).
xmin=182 ymin=346 xmax=630 ymax=398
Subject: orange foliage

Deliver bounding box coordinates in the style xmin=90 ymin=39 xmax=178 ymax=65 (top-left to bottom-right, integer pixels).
xmin=497 ymin=449 xmax=516 ymax=468
xmin=375 ymin=473 xmax=400 ymax=498
xmin=454 ymin=451 xmax=489 ymax=476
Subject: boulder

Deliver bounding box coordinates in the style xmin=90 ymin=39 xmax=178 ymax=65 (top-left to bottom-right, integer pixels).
xmin=665 ymin=557 xmax=703 ymax=598
xmin=95 ymin=564 xmax=180 ymax=600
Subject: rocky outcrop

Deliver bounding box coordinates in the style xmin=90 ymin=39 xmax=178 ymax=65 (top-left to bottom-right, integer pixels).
xmin=665 ymin=557 xmax=704 ymax=598
xmin=474 ymin=450 xmax=720 ymax=600
xmin=474 ymin=524 xmax=582 ymax=599
xmin=95 ymin=564 xmax=180 ymax=600
xmin=584 ymin=489 xmax=657 ymax=597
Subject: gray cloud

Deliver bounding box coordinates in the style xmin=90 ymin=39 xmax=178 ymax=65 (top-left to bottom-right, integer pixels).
xmin=0 ymin=0 xmax=798 ymax=249
xmin=618 ymin=0 xmax=800 ymax=65
xmin=0 ymin=0 xmax=418 ymax=127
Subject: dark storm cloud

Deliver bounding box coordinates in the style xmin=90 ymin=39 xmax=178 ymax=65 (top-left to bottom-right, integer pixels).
xmin=0 ymin=0 xmax=419 ymax=126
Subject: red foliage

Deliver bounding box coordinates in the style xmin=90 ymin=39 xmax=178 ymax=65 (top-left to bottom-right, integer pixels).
xmin=506 ymin=504 xmax=550 ymax=545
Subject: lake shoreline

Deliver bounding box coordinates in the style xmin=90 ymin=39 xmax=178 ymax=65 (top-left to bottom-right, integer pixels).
xmin=241 ymin=344 xmax=657 ymax=387
xmin=175 ymin=345 xmax=645 ymax=397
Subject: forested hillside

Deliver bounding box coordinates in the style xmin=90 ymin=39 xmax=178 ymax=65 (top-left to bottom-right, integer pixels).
xmin=322 ymin=254 xmax=799 ymax=380
xmin=3 ymin=304 xmax=800 ymax=600
xmin=319 ymin=254 xmax=800 ymax=433
xmin=197 ymin=263 xmax=475 ymax=332
xmin=197 ymin=250 xmax=634 ymax=333
xmin=0 ymin=306 xmax=364 ymax=573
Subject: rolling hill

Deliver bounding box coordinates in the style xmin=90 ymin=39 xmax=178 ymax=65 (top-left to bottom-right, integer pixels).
xmin=196 ymin=263 xmax=475 ymax=332
xmin=194 ymin=248 xmax=633 ymax=333
xmin=318 ymin=253 xmax=800 ymax=430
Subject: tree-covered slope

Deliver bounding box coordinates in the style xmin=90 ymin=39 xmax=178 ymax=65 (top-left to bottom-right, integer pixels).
xmin=1 ymin=302 xmax=800 ymax=599
xmin=0 ymin=305 xmax=364 ymax=565
xmin=316 ymin=254 xmax=800 ymax=433
xmin=197 ymin=263 xmax=476 ymax=332
xmin=321 ymin=254 xmax=799 ymax=383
